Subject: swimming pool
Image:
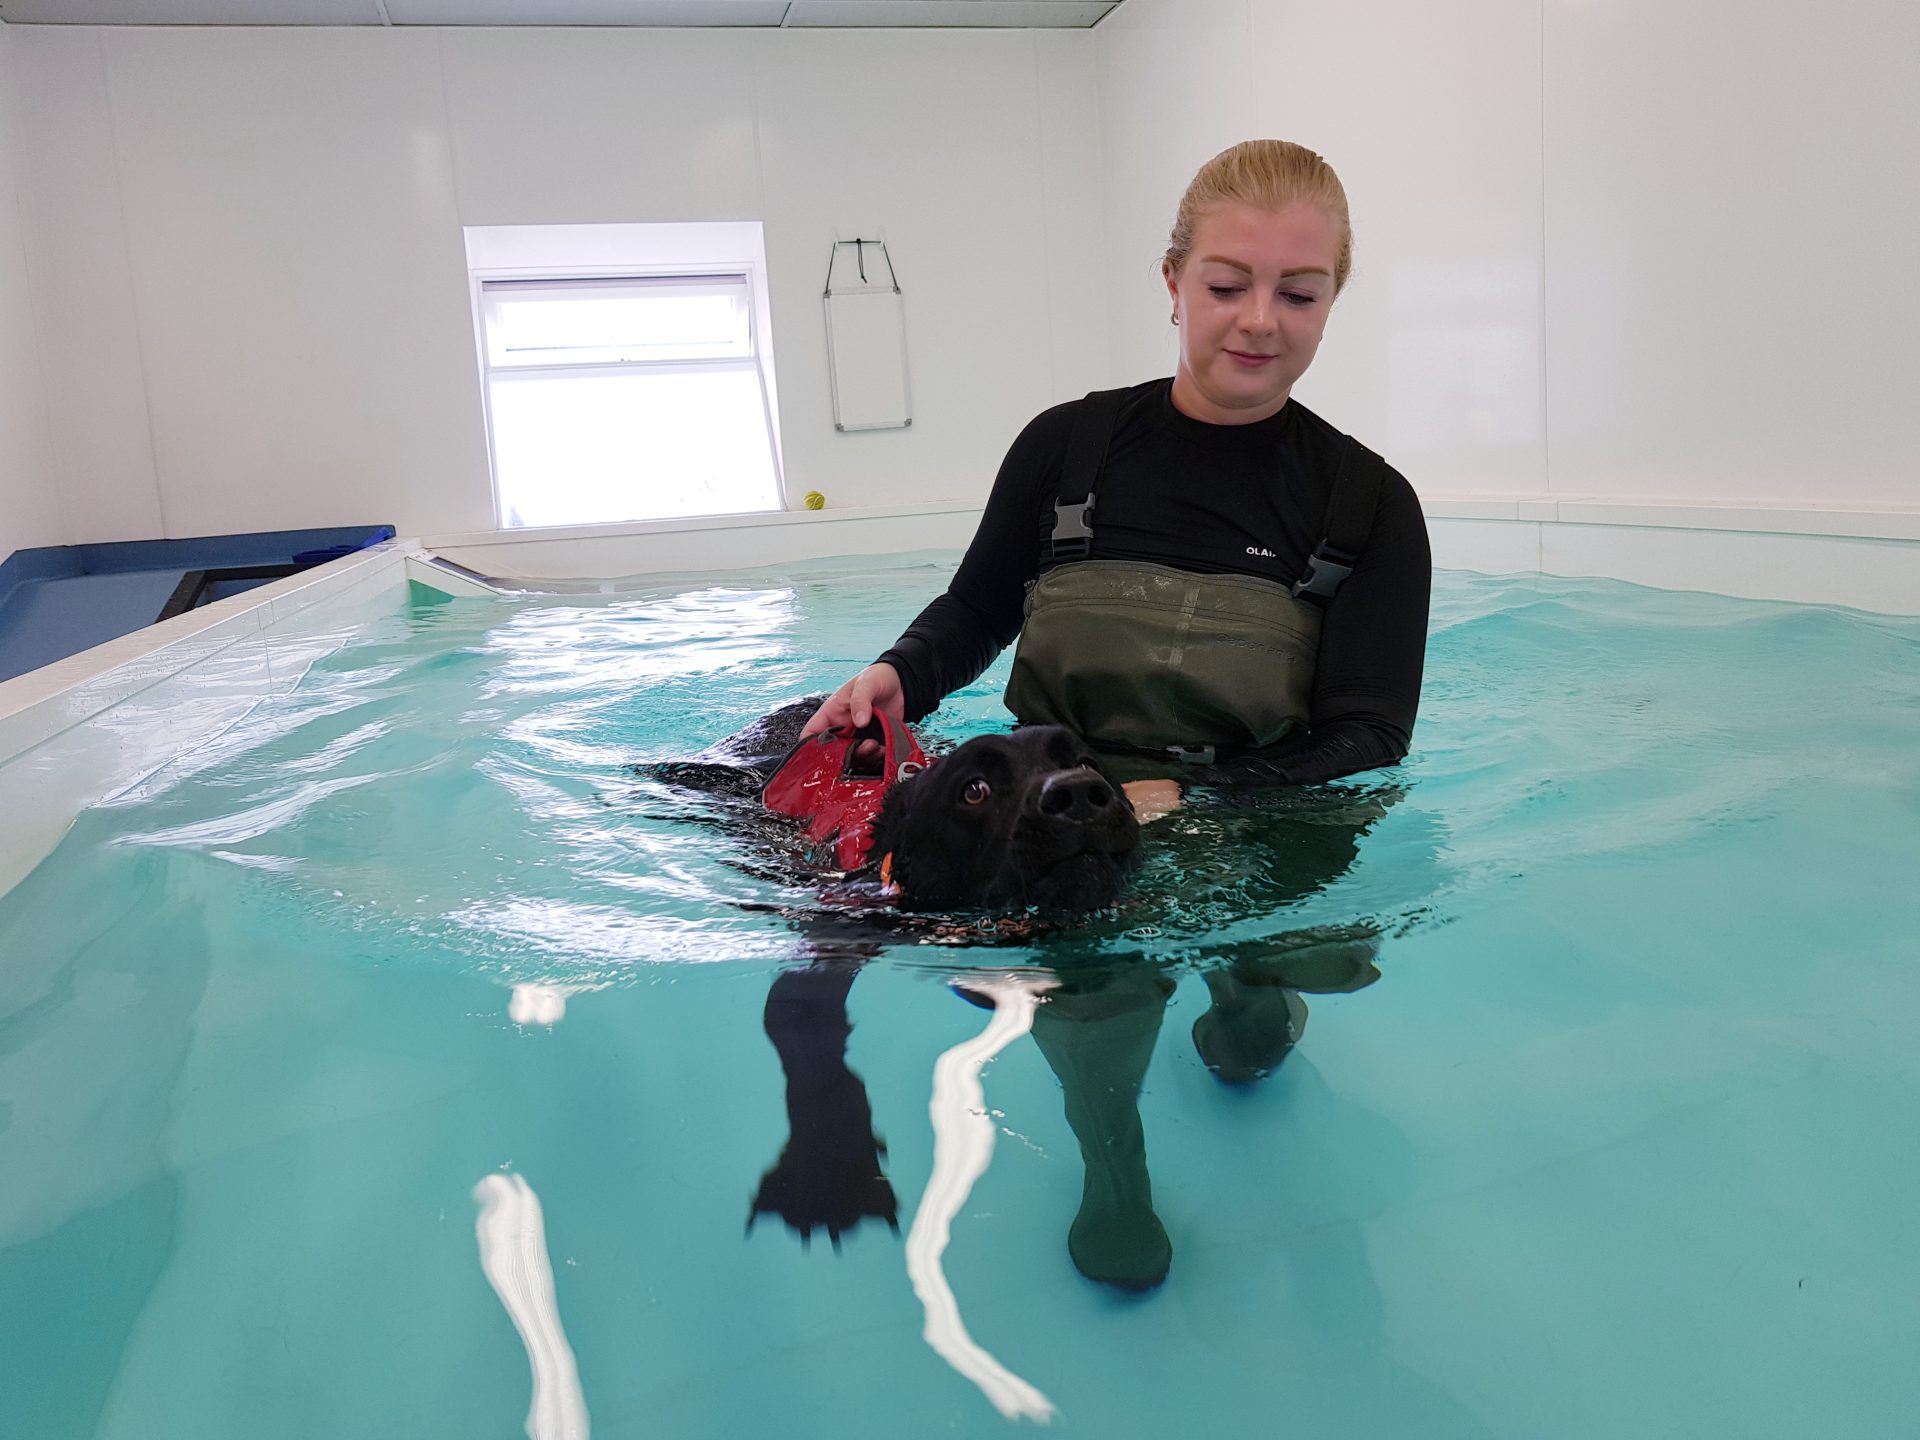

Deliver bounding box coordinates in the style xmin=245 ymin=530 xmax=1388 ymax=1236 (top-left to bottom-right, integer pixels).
xmin=2 ymin=552 xmax=1917 ymax=1438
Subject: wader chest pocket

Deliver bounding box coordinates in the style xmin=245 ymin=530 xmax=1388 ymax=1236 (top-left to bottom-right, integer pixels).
xmin=1006 ymin=560 xmax=1322 ymax=752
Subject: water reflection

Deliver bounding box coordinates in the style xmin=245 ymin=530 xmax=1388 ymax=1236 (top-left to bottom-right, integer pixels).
xmin=905 ymin=971 xmax=1060 ymax=1423
xmin=508 ymin=982 xmax=595 ymax=1026
xmin=473 ymin=1172 xmax=591 ymax=1440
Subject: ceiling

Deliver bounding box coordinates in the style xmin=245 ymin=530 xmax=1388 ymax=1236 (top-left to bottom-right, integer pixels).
xmin=0 ymin=0 xmax=1119 ymax=29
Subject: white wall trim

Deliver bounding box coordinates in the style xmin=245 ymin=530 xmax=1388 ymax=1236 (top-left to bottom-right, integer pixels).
xmin=425 ymin=493 xmax=1920 ymax=548
xmin=420 ymin=497 xmax=980 ymax=550
xmin=1422 ymin=495 xmax=1920 ymax=545
xmin=421 ymin=500 xmax=986 ymax=581
xmin=418 ymin=494 xmax=1918 ymax=606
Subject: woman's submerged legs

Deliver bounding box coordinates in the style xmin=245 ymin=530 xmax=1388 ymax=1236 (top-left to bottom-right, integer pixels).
xmin=1029 ymin=969 xmax=1177 ymax=1291
xmin=1191 ymin=969 xmax=1309 ymax=1084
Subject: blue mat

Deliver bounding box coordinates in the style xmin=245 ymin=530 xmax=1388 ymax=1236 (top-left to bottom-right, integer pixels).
xmin=0 ymin=526 xmax=393 ymax=685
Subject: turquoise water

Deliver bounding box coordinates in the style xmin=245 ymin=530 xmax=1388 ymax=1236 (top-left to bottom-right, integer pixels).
xmin=3 ymin=555 xmax=1918 ymax=1439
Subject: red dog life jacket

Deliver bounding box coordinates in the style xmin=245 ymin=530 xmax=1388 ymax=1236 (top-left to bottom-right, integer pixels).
xmin=760 ymin=712 xmax=928 ymax=873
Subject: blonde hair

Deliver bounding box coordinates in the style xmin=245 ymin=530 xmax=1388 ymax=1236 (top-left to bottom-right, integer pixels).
xmin=1165 ymin=140 xmax=1353 ymax=293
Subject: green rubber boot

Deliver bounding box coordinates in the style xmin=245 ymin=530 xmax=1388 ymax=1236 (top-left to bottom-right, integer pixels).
xmin=1191 ymin=969 xmax=1309 ymax=1085
xmin=1030 ymin=971 xmax=1176 ymax=1291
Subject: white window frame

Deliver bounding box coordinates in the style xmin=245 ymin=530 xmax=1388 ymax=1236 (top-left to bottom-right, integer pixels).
xmin=464 ymin=223 xmax=787 ymax=530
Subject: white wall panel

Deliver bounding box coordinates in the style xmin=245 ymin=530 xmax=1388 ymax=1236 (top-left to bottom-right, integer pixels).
xmin=439 ymin=28 xmax=763 ymax=225
xmin=446 ymin=27 xmax=1104 ymax=511
xmin=0 ymin=24 xmax=63 ymax=560
xmin=8 ymin=26 xmax=1106 ymax=540
xmin=1243 ymin=0 xmax=1544 ymax=497
xmin=1544 ymin=0 xmax=1920 ymax=509
xmin=9 ymin=27 xmax=163 ymax=546
xmin=1094 ymin=0 xmax=1544 ymax=497
xmin=1092 ymin=0 xmax=1256 ymax=398
xmin=752 ymin=29 xmax=1059 ymax=510
xmin=100 ymin=27 xmax=493 ymax=539
xmin=1034 ymin=31 xmax=1114 ymax=398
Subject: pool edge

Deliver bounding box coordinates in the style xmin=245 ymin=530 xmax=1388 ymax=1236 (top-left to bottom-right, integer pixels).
xmin=0 ymin=542 xmax=418 ymax=900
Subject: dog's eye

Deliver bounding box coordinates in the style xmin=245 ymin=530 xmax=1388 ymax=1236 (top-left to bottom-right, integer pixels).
xmin=961 ymin=778 xmax=992 ymax=806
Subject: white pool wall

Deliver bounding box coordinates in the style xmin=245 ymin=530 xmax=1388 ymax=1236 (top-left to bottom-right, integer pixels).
xmin=1092 ymin=0 xmax=1920 ymax=520
xmin=7 ymin=8 xmax=1917 ymax=585
xmin=3 ymin=24 xmax=1111 ymax=547
xmin=420 ymin=502 xmax=989 ymax=584
xmin=0 ymin=23 xmax=62 ymax=565
xmin=422 ymin=502 xmax=1920 ymax=616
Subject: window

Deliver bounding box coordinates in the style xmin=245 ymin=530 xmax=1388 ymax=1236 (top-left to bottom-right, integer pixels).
xmin=466 ymin=225 xmax=785 ymax=530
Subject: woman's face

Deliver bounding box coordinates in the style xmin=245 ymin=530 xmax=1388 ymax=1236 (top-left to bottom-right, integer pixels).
xmin=1163 ymin=201 xmax=1341 ymax=425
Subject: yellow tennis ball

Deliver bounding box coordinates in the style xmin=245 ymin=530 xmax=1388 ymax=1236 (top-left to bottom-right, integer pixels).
xmin=802 ymin=491 xmax=826 ymax=511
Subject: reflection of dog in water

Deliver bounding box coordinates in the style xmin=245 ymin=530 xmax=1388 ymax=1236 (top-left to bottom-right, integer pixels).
xmin=638 ymin=699 xmax=1388 ymax=1289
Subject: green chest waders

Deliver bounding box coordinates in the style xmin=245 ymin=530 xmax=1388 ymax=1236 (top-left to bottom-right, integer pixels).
xmin=1006 ymin=561 xmax=1322 ymax=753
xmin=1002 ymin=387 xmax=1387 ymax=768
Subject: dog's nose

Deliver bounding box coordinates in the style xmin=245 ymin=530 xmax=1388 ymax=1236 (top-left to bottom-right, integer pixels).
xmin=1038 ymin=768 xmax=1116 ymax=821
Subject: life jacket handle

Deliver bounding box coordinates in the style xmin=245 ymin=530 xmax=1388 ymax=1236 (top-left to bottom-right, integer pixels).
xmin=760 ymin=710 xmax=930 ymax=873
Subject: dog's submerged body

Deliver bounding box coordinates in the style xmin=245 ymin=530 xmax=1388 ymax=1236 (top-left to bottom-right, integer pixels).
xmin=642 ymin=698 xmax=1143 ymax=919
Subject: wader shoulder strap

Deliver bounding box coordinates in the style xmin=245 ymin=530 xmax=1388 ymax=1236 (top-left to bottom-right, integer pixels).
xmin=1292 ymin=435 xmax=1389 ymax=600
xmin=1040 ymin=388 xmax=1128 ymax=569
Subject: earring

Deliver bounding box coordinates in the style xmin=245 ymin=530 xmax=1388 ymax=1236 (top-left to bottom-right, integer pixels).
xmin=1170 ymin=314 xmax=1179 ymax=326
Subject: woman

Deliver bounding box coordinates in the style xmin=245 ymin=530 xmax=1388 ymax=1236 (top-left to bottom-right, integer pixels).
xmin=806 ymin=140 xmax=1430 ymax=801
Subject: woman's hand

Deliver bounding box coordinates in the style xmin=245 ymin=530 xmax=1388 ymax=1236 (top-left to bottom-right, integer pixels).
xmin=1121 ymin=778 xmax=1183 ymax=823
xmin=803 ymin=663 xmax=906 ymax=737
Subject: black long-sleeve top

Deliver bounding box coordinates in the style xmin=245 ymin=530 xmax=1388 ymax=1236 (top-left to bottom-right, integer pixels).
xmin=877 ymin=379 xmax=1432 ymax=786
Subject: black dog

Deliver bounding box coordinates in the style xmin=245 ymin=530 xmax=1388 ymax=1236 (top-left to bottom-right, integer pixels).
xmin=871 ymin=722 xmax=1140 ymax=916
xmin=643 ymin=698 xmax=1142 ymax=919
xmin=636 ymin=701 xmax=1394 ymax=1286
xmin=635 ymin=700 xmax=1144 ymax=1254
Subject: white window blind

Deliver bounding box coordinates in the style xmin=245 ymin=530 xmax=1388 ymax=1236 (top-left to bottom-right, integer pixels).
xmin=477 ymin=271 xmax=782 ymax=529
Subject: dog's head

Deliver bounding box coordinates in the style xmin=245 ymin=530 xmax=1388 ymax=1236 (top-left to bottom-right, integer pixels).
xmin=868 ymin=726 xmax=1140 ymax=916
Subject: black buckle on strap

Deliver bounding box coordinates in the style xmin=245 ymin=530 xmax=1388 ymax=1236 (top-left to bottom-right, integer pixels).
xmin=1291 ymin=546 xmax=1355 ymax=599
xmin=1049 ymin=496 xmax=1095 ymax=561
xmin=1166 ymin=744 xmax=1216 ymax=765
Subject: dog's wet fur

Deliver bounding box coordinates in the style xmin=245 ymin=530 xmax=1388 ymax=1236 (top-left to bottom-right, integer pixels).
xmin=637 ymin=698 xmax=1141 ymax=918
xmin=870 ymin=724 xmax=1140 ymax=915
